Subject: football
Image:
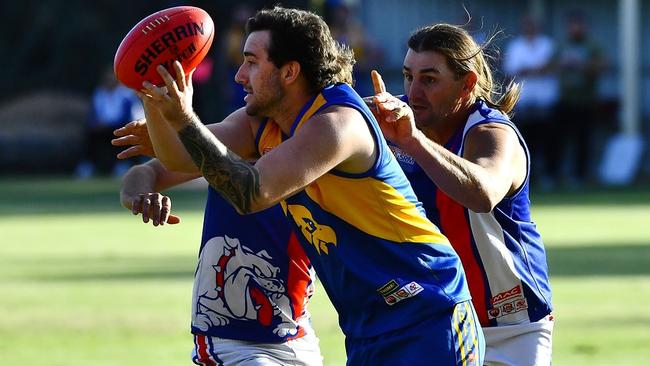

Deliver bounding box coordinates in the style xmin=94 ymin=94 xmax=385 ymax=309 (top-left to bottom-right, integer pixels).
xmin=114 ymin=6 xmax=215 ymax=90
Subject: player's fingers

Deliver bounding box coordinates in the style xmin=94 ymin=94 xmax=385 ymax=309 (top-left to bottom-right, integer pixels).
xmin=141 ymin=82 xmax=169 ymax=101
xmin=114 ymin=119 xmax=142 ymax=137
xmin=132 ymin=194 xmax=144 ymax=216
xmin=386 ymin=101 xmax=411 ymax=122
xmin=141 ymin=194 xmax=151 ymax=223
xmin=371 ymin=70 xmax=387 ymax=94
xmin=383 ymin=98 xmax=404 ymax=110
xmin=373 ymin=92 xmax=397 ymax=104
xmin=116 ymin=146 xmax=144 ymax=160
xmin=150 ymin=193 xmax=163 ymax=226
xmin=135 ymin=90 xmax=150 ymax=101
xmin=186 ymin=68 xmax=195 ymax=87
xmin=160 ymin=195 xmax=172 ymax=225
xmin=111 ymin=135 xmax=139 ymax=147
xmin=157 ymin=65 xmax=181 ymax=98
xmin=173 ymin=61 xmax=186 ymax=92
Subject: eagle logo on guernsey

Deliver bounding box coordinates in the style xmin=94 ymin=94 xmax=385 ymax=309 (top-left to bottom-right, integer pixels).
xmin=286 ymin=204 xmax=337 ymax=255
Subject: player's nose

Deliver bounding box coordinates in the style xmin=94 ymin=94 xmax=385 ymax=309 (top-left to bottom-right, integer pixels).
xmin=234 ymin=63 xmax=248 ymax=85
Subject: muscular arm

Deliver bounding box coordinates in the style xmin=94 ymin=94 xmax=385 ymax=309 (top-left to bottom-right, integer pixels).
xmin=146 ymin=106 xmax=259 ymax=173
xmin=401 ymin=123 xmax=526 ymax=213
xmin=137 ymin=63 xmax=258 ymax=173
xmin=175 ymin=106 xmax=374 ymax=214
xmin=177 ymin=117 xmax=261 ymax=214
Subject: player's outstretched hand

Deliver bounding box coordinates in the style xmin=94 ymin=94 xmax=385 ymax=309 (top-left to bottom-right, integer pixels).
xmin=370 ymin=70 xmax=417 ymax=145
xmin=137 ymin=61 xmax=196 ymax=130
xmin=129 ymin=192 xmax=181 ymax=226
xmin=112 ymin=119 xmax=155 ymax=159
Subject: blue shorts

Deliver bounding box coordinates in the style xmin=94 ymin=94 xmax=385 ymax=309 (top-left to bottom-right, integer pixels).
xmin=345 ymin=300 xmax=484 ymax=366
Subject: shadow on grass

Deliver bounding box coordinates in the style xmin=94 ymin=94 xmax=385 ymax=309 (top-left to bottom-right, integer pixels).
xmin=15 ymin=244 xmax=650 ymax=282
xmin=547 ymin=244 xmax=650 ymax=276
xmin=0 ymin=178 xmax=207 ymax=216
xmin=16 ymin=255 xmax=197 ymax=282
xmin=2 ymin=178 xmax=649 ymax=216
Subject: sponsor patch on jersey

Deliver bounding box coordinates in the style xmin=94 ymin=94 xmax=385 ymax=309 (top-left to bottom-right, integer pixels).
xmin=377 ymin=280 xmax=423 ymax=306
xmin=490 ymin=285 xmax=523 ymax=305
xmin=487 ymin=298 xmax=529 ymax=320
xmin=488 ymin=285 xmax=528 ymax=319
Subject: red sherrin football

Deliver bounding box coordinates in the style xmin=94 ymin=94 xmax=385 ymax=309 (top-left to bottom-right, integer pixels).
xmin=114 ymin=6 xmax=215 ymax=90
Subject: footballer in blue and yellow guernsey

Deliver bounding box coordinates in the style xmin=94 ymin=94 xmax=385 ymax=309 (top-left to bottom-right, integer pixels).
xmin=257 ymin=82 xmax=484 ymax=365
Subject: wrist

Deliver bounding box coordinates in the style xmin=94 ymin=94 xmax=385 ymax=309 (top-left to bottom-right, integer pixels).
xmin=399 ymin=129 xmax=426 ymax=156
xmin=169 ymin=110 xmax=198 ymax=131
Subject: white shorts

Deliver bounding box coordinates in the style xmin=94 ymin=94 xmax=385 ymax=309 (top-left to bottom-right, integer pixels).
xmin=483 ymin=315 xmax=554 ymax=366
xmin=191 ymin=332 xmax=323 ymax=366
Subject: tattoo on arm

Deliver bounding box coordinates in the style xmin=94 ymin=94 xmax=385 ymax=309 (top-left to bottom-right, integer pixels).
xmin=178 ymin=120 xmax=260 ymax=213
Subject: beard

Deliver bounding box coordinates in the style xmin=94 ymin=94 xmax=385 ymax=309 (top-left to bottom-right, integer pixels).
xmin=244 ymin=72 xmax=283 ymax=117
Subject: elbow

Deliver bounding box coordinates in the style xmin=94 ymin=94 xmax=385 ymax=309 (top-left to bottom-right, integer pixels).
xmin=244 ymin=193 xmax=276 ymax=214
xmin=467 ymin=188 xmax=499 ymax=213
xmin=218 ymin=191 xmax=275 ymax=216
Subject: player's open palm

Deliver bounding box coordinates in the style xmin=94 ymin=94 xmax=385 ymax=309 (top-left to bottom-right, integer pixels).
xmin=112 ymin=119 xmax=155 ymax=159
xmin=370 ymin=70 xmax=417 ymax=146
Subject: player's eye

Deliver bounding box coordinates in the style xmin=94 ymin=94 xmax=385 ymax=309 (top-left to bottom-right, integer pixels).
xmin=422 ymin=76 xmax=436 ymax=85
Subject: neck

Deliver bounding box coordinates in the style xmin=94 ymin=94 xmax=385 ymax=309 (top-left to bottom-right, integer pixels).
xmin=268 ymin=86 xmax=316 ymax=134
xmin=420 ymin=100 xmax=474 ymax=145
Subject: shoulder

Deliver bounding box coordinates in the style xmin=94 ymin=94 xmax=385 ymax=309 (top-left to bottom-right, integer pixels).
xmin=465 ymin=104 xmax=519 ymax=144
xmin=307 ymin=104 xmax=366 ymax=128
xmin=298 ymin=105 xmax=370 ymax=150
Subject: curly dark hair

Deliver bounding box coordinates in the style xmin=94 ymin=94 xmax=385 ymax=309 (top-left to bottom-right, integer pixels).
xmin=246 ymin=6 xmax=355 ymax=94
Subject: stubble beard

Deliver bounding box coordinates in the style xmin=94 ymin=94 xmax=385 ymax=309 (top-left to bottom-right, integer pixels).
xmin=244 ymin=72 xmax=283 ymax=117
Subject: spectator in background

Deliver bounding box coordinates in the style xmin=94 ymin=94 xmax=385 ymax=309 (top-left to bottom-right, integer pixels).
xmin=504 ymin=15 xmax=558 ymax=189
xmin=552 ymin=10 xmax=605 ymax=186
xmin=324 ymin=0 xmax=383 ymax=96
xmin=221 ymin=4 xmax=254 ymax=112
xmin=75 ymin=67 xmax=143 ymax=179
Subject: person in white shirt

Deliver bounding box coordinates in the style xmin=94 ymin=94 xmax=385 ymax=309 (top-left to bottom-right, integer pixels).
xmin=503 ymin=15 xmax=558 ymax=189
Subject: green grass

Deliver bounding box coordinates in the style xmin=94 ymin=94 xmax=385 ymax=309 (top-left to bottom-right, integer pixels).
xmin=1 ymin=177 xmax=649 ymax=365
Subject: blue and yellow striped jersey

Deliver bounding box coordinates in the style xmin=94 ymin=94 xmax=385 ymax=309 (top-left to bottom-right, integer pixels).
xmin=256 ymin=83 xmax=471 ymax=338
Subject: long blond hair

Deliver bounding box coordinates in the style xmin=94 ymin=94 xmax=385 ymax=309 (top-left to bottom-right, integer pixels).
xmin=407 ymin=23 xmax=520 ymax=115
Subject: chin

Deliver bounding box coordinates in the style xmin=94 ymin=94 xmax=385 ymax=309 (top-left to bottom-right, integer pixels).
xmin=244 ymin=104 xmax=259 ymax=116
xmin=413 ymin=111 xmax=431 ymax=125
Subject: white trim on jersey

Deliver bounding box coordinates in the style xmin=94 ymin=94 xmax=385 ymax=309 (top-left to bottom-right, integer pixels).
xmin=461 ymin=104 xmax=538 ymax=325
xmin=468 ymin=211 xmax=529 ymax=325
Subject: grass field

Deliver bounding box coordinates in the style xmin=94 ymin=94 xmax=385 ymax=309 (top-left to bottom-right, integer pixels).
xmin=1 ymin=177 xmax=649 ymax=365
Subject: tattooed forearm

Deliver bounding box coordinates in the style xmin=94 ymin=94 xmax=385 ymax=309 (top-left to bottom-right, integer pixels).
xmin=178 ymin=121 xmax=260 ymax=213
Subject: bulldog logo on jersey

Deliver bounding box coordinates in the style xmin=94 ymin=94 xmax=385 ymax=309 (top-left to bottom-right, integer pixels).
xmin=286 ymin=204 xmax=337 ymax=255
xmin=192 ymin=235 xmax=297 ymax=337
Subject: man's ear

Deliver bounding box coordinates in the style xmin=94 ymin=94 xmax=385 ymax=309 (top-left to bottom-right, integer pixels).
xmin=281 ymin=61 xmax=301 ymax=85
xmin=461 ymin=71 xmax=478 ymax=98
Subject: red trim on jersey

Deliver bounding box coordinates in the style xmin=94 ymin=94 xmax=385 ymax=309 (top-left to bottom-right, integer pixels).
xmin=195 ymin=335 xmax=217 ymax=366
xmin=215 ymin=249 xmax=235 ymax=299
xmin=285 ymin=231 xmax=311 ymax=340
xmin=249 ymin=286 xmax=274 ymax=326
xmin=436 ymin=191 xmax=489 ymax=326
